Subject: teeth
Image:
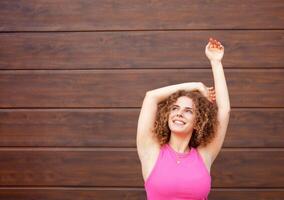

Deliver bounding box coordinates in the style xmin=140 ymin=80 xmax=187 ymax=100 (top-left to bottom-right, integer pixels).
xmin=174 ymin=120 xmax=185 ymax=125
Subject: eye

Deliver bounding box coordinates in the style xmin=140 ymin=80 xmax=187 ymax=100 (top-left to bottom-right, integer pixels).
xmin=171 ymin=107 xmax=177 ymax=111
xmin=185 ymin=109 xmax=192 ymax=113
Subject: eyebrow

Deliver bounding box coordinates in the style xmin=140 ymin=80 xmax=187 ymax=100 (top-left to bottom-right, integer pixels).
xmin=172 ymin=105 xmax=193 ymax=110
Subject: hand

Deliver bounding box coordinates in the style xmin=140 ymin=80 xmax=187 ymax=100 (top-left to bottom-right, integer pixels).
xmin=205 ymin=37 xmax=224 ymax=62
xmin=199 ymin=83 xmax=216 ymax=103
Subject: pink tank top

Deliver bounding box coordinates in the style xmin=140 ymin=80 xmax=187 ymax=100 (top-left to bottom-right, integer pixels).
xmin=144 ymin=143 xmax=211 ymax=200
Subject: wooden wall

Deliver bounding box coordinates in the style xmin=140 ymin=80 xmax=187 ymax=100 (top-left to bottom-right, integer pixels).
xmin=0 ymin=0 xmax=283 ymax=199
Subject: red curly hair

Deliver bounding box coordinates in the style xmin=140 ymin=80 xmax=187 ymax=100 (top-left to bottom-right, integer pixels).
xmin=154 ymin=89 xmax=219 ymax=148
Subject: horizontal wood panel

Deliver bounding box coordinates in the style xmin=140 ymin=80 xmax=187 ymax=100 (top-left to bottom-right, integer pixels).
xmin=212 ymin=149 xmax=284 ymax=187
xmin=0 ymin=189 xmax=283 ymax=200
xmin=0 ymin=149 xmax=283 ymax=187
xmin=0 ymin=0 xmax=283 ymax=31
xmin=0 ymin=109 xmax=283 ymax=147
xmin=0 ymin=149 xmax=142 ymax=187
xmin=0 ymin=69 xmax=283 ymax=108
xmin=209 ymin=190 xmax=284 ymax=200
xmin=0 ymin=31 xmax=283 ymax=69
xmin=0 ymin=109 xmax=139 ymax=147
xmin=0 ymin=189 xmax=146 ymax=200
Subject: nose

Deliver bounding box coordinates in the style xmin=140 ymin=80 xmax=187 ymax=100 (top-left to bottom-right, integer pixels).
xmin=176 ymin=111 xmax=183 ymax=117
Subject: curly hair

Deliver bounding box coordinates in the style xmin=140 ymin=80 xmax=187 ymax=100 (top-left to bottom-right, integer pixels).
xmin=154 ymin=89 xmax=219 ymax=148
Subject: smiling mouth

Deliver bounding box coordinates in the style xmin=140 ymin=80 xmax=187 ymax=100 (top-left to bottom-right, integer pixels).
xmin=173 ymin=120 xmax=186 ymax=125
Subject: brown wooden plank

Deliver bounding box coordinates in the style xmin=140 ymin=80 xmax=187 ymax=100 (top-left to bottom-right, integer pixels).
xmin=209 ymin=189 xmax=284 ymax=200
xmin=0 ymin=188 xmax=146 ymax=200
xmin=0 ymin=109 xmax=139 ymax=147
xmin=0 ymin=69 xmax=283 ymax=108
xmin=0 ymin=0 xmax=283 ymax=31
xmin=0 ymin=149 xmax=142 ymax=187
xmin=0 ymin=31 xmax=283 ymax=69
xmin=212 ymin=149 xmax=284 ymax=187
xmin=227 ymin=109 xmax=284 ymax=147
xmin=0 ymin=149 xmax=283 ymax=187
xmin=0 ymin=109 xmax=283 ymax=147
xmin=0 ymin=189 xmax=283 ymax=200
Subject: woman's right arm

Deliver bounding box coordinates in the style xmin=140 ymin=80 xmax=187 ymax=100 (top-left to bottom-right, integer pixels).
xmin=136 ymin=82 xmax=203 ymax=159
xmin=145 ymin=82 xmax=203 ymax=104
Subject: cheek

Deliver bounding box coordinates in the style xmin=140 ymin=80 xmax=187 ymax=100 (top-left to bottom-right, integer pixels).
xmin=184 ymin=112 xmax=195 ymax=120
xmin=167 ymin=114 xmax=173 ymax=124
xmin=168 ymin=111 xmax=175 ymax=120
xmin=169 ymin=110 xmax=176 ymax=116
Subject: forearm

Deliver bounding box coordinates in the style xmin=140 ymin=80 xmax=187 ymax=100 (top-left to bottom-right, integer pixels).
xmin=146 ymin=82 xmax=201 ymax=103
xmin=210 ymin=60 xmax=231 ymax=111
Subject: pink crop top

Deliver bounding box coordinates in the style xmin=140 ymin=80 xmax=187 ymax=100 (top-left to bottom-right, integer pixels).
xmin=144 ymin=143 xmax=211 ymax=200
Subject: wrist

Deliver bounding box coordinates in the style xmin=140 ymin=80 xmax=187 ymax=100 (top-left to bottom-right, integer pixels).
xmin=210 ymin=60 xmax=222 ymax=64
xmin=210 ymin=60 xmax=223 ymax=68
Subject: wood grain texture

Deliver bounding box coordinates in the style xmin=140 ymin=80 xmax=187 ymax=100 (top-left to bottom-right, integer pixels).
xmin=0 ymin=31 xmax=283 ymax=69
xmin=0 ymin=189 xmax=283 ymax=200
xmin=0 ymin=149 xmax=143 ymax=187
xmin=0 ymin=0 xmax=283 ymax=199
xmin=0 ymin=189 xmax=146 ymax=200
xmin=0 ymin=109 xmax=283 ymax=147
xmin=208 ymin=190 xmax=284 ymax=200
xmin=0 ymin=70 xmax=283 ymax=108
xmin=0 ymin=149 xmax=283 ymax=187
xmin=0 ymin=0 xmax=283 ymax=31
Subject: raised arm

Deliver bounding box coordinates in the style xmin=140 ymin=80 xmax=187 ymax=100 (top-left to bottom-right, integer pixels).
xmin=211 ymin=60 xmax=231 ymax=112
xmin=136 ymin=82 xmax=204 ymax=160
xmin=202 ymin=38 xmax=231 ymax=164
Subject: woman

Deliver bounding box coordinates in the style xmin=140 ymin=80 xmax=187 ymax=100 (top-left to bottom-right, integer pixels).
xmin=136 ymin=38 xmax=231 ymax=200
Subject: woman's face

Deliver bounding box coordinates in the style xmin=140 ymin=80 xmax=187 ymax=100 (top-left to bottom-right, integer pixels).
xmin=168 ymin=96 xmax=196 ymax=135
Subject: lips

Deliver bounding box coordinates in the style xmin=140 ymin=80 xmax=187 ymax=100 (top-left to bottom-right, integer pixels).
xmin=173 ymin=119 xmax=186 ymax=125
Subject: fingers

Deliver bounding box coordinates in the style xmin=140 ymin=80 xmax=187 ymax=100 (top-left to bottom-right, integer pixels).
xmin=209 ymin=37 xmax=223 ymax=50
xmin=208 ymin=87 xmax=216 ymax=102
xmin=208 ymin=87 xmax=215 ymax=92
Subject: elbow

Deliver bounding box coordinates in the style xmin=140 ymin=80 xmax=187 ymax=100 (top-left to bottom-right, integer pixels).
xmin=145 ymin=90 xmax=153 ymax=97
xmin=220 ymin=107 xmax=231 ymax=117
xmin=225 ymin=105 xmax=231 ymax=112
xmin=227 ymin=108 xmax=231 ymax=115
xmin=227 ymin=105 xmax=231 ymax=113
xmin=217 ymin=108 xmax=231 ymax=122
xmin=218 ymin=102 xmax=231 ymax=113
xmin=144 ymin=90 xmax=159 ymax=104
xmin=145 ymin=90 xmax=156 ymax=99
xmin=218 ymin=104 xmax=231 ymax=114
xmin=144 ymin=90 xmax=154 ymax=100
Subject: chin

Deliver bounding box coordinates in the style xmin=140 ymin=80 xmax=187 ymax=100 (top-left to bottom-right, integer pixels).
xmin=171 ymin=130 xmax=188 ymax=135
xmin=169 ymin=125 xmax=189 ymax=135
xmin=169 ymin=125 xmax=190 ymax=134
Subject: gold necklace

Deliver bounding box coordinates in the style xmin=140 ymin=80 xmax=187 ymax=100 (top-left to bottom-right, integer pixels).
xmin=175 ymin=151 xmax=190 ymax=164
xmin=176 ymin=155 xmax=182 ymax=164
xmin=167 ymin=144 xmax=191 ymax=164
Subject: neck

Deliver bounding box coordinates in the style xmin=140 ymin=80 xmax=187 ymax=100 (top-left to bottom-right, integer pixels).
xmin=168 ymin=131 xmax=192 ymax=153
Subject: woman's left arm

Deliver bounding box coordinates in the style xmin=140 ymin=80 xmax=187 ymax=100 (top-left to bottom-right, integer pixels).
xmin=202 ymin=38 xmax=231 ymax=165
xmin=205 ymin=37 xmax=231 ymax=112
xmin=211 ymin=60 xmax=231 ymax=112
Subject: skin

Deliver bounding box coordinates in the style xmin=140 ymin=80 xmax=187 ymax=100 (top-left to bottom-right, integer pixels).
xmin=137 ymin=37 xmax=230 ymax=181
xmin=168 ymin=38 xmax=224 ymax=153
xmin=168 ymin=96 xmax=196 ymax=153
xmin=168 ymin=37 xmax=224 ymax=154
xmin=206 ymin=37 xmax=224 ymax=62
